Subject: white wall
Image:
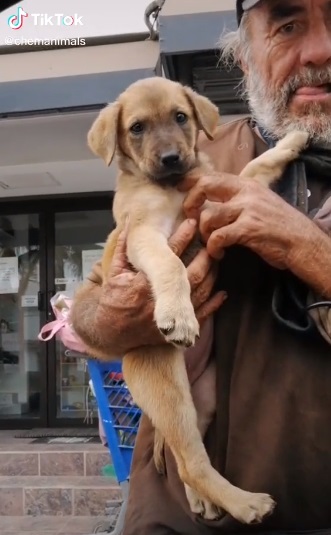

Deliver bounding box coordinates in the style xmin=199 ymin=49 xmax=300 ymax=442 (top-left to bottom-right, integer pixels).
xmin=0 ymin=0 xmax=152 ymax=44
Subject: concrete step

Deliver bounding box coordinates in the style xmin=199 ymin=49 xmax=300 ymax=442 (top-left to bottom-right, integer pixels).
xmin=0 ymin=515 xmax=111 ymax=534
xmin=0 ymin=475 xmax=121 ymax=517
xmin=0 ymin=447 xmax=112 ymax=477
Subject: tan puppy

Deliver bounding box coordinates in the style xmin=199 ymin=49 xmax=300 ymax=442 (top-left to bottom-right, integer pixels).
xmin=87 ymin=76 xmax=308 ymax=523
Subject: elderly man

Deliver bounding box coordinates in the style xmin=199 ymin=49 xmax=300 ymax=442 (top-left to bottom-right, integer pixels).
xmin=72 ymin=0 xmax=331 ymax=533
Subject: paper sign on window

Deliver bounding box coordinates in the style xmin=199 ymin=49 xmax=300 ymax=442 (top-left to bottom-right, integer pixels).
xmin=0 ymin=257 xmax=19 ymax=294
xmin=82 ymin=250 xmax=103 ymax=281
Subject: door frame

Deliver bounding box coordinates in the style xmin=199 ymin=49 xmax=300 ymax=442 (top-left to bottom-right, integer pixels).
xmin=0 ymin=193 xmax=113 ymax=429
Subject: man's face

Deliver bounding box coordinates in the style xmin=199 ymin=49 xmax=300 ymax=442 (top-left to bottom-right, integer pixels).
xmin=243 ymin=0 xmax=331 ymax=142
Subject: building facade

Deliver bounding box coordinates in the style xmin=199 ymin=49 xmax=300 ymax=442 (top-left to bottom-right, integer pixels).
xmin=0 ymin=0 xmax=247 ymax=429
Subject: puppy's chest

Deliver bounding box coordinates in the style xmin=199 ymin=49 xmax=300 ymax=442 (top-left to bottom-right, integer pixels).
xmin=145 ymin=188 xmax=186 ymax=236
xmin=116 ymin=181 xmax=203 ymax=264
xmin=157 ymin=203 xmax=203 ymax=267
xmin=158 ymin=194 xmax=185 ymax=237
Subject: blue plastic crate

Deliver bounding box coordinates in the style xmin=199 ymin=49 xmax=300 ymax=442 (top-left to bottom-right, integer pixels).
xmin=87 ymin=360 xmax=142 ymax=484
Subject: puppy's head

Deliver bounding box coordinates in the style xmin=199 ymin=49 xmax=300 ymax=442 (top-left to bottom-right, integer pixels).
xmin=87 ymin=77 xmax=219 ymax=186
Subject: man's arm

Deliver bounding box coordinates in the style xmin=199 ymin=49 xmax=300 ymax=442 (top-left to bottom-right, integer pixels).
xmin=287 ymin=215 xmax=331 ymax=299
xmin=181 ymin=173 xmax=331 ymax=298
xmin=298 ymin=198 xmax=331 ymax=344
xmin=71 ymin=273 xmax=140 ymax=359
xmin=71 ymin=219 xmax=226 ymax=359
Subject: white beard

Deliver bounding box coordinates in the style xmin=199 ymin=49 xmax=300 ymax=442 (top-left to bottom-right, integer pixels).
xmin=243 ymin=65 xmax=331 ymax=144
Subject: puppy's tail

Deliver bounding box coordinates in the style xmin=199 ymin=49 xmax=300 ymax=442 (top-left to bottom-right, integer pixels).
xmin=153 ymin=428 xmax=166 ymax=475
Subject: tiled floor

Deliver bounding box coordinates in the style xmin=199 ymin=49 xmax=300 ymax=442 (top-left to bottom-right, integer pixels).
xmin=0 ymin=515 xmax=110 ymax=534
xmin=0 ymin=430 xmax=116 ymax=532
xmin=0 ymin=476 xmax=120 ymax=516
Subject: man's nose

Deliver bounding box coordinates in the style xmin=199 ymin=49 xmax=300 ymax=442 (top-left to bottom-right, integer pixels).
xmin=300 ymin=26 xmax=331 ymax=67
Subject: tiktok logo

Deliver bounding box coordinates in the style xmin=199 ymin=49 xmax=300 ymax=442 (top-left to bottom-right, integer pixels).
xmin=7 ymin=6 xmax=28 ymax=30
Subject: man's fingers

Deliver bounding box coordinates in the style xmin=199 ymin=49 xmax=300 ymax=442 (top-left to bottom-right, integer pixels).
xmin=191 ymin=267 xmax=216 ymax=310
xmin=176 ymin=171 xmax=203 ymax=193
xmin=207 ymin=223 xmax=241 ymax=259
xmin=168 ymin=219 xmax=197 ymax=257
xmin=183 ymin=174 xmax=242 ymax=219
xmin=196 ymin=291 xmax=227 ymax=324
xmin=200 ymin=201 xmax=240 ymax=243
xmin=183 ymin=186 xmax=207 ymax=220
xmin=187 ymin=248 xmax=214 ymax=289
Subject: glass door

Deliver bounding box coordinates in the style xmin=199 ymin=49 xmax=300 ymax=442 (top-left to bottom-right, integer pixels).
xmin=48 ymin=209 xmax=113 ymax=425
xmin=0 ymin=213 xmax=47 ymax=428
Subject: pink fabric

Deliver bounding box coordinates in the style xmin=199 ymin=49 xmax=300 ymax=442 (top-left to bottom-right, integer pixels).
xmin=38 ymin=293 xmax=87 ymax=354
xmin=38 ymin=292 xmax=106 ymax=445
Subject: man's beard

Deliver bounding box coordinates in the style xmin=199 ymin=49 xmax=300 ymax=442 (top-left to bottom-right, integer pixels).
xmin=243 ymin=65 xmax=331 ymax=144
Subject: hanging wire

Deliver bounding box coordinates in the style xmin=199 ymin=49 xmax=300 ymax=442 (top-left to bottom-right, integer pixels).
xmin=144 ymin=0 xmax=166 ymax=40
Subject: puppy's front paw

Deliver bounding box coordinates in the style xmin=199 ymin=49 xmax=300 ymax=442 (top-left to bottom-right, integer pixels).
xmin=277 ymin=130 xmax=309 ymax=156
xmin=155 ymin=300 xmax=200 ymax=348
xmin=227 ymin=490 xmax=276 ymax=524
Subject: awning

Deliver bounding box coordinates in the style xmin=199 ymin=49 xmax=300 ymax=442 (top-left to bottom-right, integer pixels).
xmin=0 ymin=40 xmax=161 ymax=115
xmin=158 ymin=0 xmax=236 ymax=55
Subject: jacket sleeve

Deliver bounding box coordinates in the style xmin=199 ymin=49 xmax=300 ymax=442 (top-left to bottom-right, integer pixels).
xmin=308 ymin=195 xmax=331 ymax=345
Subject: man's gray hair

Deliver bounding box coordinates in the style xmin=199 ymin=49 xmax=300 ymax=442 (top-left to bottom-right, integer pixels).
xmin=218 ymin=13 xmax=251 ymax=69
xmin=217 ymin=11 xmax=331 ymax=143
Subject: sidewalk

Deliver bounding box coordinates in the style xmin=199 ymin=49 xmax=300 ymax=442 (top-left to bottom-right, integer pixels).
xmin=0 ymin=516 xmax=110 ymax=534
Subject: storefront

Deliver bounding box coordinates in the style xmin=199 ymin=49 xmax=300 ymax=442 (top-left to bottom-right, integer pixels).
xmin=0 ymin=38 xmax=161 ymax=429
xmin=0 ymin=0 xmax=246 ymax=429
xmin=0 ymin=195 xmax=112 ymax=428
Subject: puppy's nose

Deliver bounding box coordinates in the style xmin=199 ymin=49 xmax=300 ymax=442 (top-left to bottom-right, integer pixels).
xmin=161 ymin=151 xmax=181 ymax=168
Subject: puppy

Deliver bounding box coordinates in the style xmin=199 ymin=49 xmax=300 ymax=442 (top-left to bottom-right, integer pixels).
xmin=87 ymin=76 xmax=308 ymax=523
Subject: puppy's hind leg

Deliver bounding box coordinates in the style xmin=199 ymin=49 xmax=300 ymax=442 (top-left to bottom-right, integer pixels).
xmin=152 ymin=359 xmax=220 ymax=518
xmin=184 ymin=360 xmax=222 ymax=520
xmin=122 ymin=346 xmax=276 ymax=525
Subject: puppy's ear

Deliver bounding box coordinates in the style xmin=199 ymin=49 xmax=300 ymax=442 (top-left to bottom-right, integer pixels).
xmin=184 ymin=87 xmax=219 ymax=140
xmin=87 ymin=102 xmax=120 ymax=166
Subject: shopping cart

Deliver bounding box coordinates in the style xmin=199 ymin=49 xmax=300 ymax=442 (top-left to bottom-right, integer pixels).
xmin=87 ymin=359 xmax=142 ymax=534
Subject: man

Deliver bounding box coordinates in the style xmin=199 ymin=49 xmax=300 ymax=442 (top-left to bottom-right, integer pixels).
xmin=71 ymin=0 xmax=331 ymax=532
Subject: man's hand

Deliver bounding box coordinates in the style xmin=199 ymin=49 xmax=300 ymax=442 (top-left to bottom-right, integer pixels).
xmin=181 ymin=172 xmax=315 ymax=270
xmin=96 ymin=219 xmax=226 ymax=350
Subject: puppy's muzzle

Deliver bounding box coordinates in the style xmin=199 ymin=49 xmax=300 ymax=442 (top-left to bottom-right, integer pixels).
xmin=160 ymin=151 xmax=182 ymax=170
xmin=152 ymin=151 xmax=186 ymax=186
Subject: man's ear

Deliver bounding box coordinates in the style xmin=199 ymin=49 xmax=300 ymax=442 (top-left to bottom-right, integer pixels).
xmin=87 ymin=102 xmax=120 ymax=166
xmin=184 ymin=87 xmax=220 ymax=140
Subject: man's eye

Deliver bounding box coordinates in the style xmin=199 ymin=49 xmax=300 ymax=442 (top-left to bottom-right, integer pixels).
xmin=279 ymin=22 xmax=295 ymax=34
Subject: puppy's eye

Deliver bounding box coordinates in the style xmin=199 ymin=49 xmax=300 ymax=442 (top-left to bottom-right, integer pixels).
xmin=130 ymin=122 xmax=144 ymax=134
xmin=175 ymin=112 xmax=188 ymax=125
